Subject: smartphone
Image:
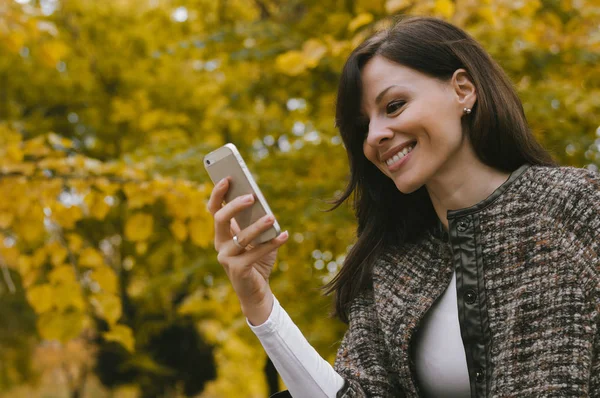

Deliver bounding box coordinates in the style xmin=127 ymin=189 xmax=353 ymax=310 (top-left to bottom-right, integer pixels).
xmin=204 ymin=143 xmax=281 ymax=245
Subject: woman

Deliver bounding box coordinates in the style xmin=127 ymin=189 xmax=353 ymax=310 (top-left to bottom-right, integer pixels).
xmin=208 ymin=16 xmax=600 ymax=397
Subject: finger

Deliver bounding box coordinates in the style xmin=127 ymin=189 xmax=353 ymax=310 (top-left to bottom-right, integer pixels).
xmin=214 ymin=193 xmax=255 ymax=245
xmin=207 ymin=177 xmax=229 ymax=216
xmin=230 ymin=217 xmax=241 ymax=236
xmin=232 ymin=231 xmax=289 ymax=268
xmin=225 ymin=214 xmax=276 ymax=255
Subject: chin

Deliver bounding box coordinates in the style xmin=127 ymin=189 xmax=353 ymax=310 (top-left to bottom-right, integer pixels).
xmin=393 ymin=179 xmax=423 ymax=195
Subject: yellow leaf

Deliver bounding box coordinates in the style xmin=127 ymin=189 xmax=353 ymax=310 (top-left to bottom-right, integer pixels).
xmin=18 ymin=255 xmax=32 ymax=275
xmin=189 ymin=218 xmax=213 ymax=247
xmin=37 ymin=311 xmax=85 ymax=342
xmin=66 ymin=234 xmax=83 ymax=252
xmin=348 ymin=13 xmax=374 ymax=33
xmin=38 ymin=40 xmax=69 ymax=69
xmin=31 ymin=248 xmax=47 ymax=268
xmin=4 ymin=30 xmax=26 ymax=54
xmin=110 ymin=97 xmax=137 ymax=124
xmin=302 ymin=39 xmax=328 ymax=68
xmin=14 ymin=213 xmax=45 ymax=243
xmin=177 ymin=291 xmax=206 ymax=315
xmin=53 ymin=283 xmax=85 ymax=311
xmin=103 ymin=325 xmax=135 ymax=352
xmin=40 ymin=180 xmax=63 ymax=203
xmin=49 ymin=265 xmax=77 ymax=285
xmin=275 ymin=51 xmax=307 ymax=76
xmin=0 ymin=246 xmax=20 ymax=269
xmin=52 ymin=204 xmax=83 ymax=229
xmin=124 ymin=213 xmax=154 ymax=242
xmin=169 ymin=220 xmax=188 ymax=241
xmin=0 ymin=212 xmax=13 ymax=228
xmin=560 ymin=0 xmax=573 ymax=11
xmin=478 ymin=7 xmax=496 ymax=26
xmin=135 ymin=241 xmax=148 ymax=255
xmin=164 ymin=192 xmax=190 ymax=219
xmin=91 ymin=267 xmax=118 ymax=295
xmin=21 ymin=267 xmax=40 ymax=288
xmin=5 ymin=144 xmax=24 ymax=163
xmin=385 ymin=0 xmax=411 ymax=14
xmin=434 ymin=0 xmax=455 ymax=19
xmin=48 ymin=133 xmax=74 ymax=149
xmin=91 ymin=293 xmax=122 ymax=325
xmin=520 ymin=0 xmax=541 ymax=17
xmin=26 ymin=284 xmax=54 ymax=314
xmin=79 ymin=247 xmax=104 ymax=268
xmin=123 ymin=182 xmax=156 ymax=209
xmin=47 ymin=242 xmax=68 ymax=267
xmin=139 ymin=110 xmax=162 ymax=132
xmin=95 ymin=179 xmax=120 ymax=195
xmin=85 ymin=192 xmax=111 ymax=220
xmin=23 ymin=136 xmax=51 ymax=157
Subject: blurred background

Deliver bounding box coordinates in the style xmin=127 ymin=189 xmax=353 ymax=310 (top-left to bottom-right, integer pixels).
xmin=0 ymin=0 xmax=599 ymax=396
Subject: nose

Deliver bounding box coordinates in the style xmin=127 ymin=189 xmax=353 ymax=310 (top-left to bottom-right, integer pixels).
xmin=365 ymin=118 xmax=393 ymax=148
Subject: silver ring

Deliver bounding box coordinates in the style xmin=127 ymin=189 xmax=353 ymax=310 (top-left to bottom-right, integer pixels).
xmin=232 ymin=235 xmax=245 ymax=249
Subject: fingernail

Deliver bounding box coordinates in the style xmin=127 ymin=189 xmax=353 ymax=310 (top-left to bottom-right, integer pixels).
xmin=264 ymin=215 xmax=274 ymax=223
xmin=281 ymin=231 xmax=289 ymax=239
xmin=243 ymin=194 xmax=254 ymax=202
xmin=218 ymin=178 xmax=227 ymax=186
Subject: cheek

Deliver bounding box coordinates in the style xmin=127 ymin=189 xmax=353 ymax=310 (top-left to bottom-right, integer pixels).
xmin=362 ymin=142 xmax=391 ymax=176
xmin=362 ymin=141 xmax=376 ymax=163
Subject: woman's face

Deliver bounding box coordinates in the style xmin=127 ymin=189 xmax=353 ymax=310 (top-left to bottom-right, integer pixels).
xmin=360 ymin=55 xmax=475 ymax=194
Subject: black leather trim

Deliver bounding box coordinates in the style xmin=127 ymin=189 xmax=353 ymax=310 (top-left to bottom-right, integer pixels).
xmin=474 ymin=213 xmax=493 ymax=397
xmin=336 ymin=378 xmax=350 ymax=397
xmin=269 ymin=390 xmax=292 ymax=398
xmin=449 ymin=212 xmax=490 ymax=398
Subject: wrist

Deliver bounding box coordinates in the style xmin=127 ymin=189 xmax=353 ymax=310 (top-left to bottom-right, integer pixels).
xmin=242 ymin=291 xmax=275 ymax=326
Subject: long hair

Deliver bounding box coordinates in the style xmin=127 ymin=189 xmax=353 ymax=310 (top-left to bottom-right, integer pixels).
xmin=322 ymin=16 xmax=558 ymax=323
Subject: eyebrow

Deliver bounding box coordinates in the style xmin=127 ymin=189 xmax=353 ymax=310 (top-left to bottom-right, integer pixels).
xmin=375 ymin=85 xmax=397 ymax=105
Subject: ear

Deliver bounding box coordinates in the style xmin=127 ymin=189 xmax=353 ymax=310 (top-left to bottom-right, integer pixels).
xmin=451 ymin=69 xmax=477 ymax=112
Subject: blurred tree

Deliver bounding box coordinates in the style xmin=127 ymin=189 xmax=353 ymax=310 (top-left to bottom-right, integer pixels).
xmin=0 ymin=0 xmax=598 ymax=397
xmin=0 ymin=274 xmax=38 ymax=392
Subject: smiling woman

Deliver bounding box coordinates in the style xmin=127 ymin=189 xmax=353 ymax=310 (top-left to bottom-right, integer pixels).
xmin=208 ymin=15 xmax=600 ymax=398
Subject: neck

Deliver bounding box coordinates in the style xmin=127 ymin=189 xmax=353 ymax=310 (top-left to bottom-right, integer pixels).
xmin=425 ymin=161 xmax=510 ymax=232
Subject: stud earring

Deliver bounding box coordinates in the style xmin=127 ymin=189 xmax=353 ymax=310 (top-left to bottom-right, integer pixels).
xmin=463 ymin=107 xmax=472 ymax=115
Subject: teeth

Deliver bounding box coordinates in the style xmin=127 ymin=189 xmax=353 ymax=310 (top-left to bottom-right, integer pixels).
xmin=385 ymin=143 xmax=415 ymax=166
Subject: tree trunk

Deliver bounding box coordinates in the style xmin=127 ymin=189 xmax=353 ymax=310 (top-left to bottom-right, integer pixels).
xmin=265 ymin=357 xmax=279 ymax=396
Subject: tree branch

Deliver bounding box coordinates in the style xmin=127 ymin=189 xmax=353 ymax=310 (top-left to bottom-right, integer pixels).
xmin=254 ymin=0 xmax=271 ymax=19
xmin=0 ymin=256 xmax=16 ymax=294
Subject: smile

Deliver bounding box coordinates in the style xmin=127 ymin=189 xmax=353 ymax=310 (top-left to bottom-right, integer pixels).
xmin=385 ymin=142 xmax=416 ymax=167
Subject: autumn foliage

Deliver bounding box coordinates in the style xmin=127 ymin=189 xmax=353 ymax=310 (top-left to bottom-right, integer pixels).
xmin=0 ymin=0 xmax=599 ymax=396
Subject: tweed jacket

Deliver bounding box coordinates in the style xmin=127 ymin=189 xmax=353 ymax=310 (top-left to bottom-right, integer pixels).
xmin=330 ymin=164 xmax=600 ymax=397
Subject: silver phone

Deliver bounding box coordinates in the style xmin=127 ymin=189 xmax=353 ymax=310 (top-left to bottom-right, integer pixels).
xmin=204 ymin=143 xmax=281 ymax=245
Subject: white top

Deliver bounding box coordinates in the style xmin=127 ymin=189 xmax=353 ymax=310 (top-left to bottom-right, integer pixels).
xmin=413 ymin=271 xmax=471 ymax=397
xmin=248 ymin=271 xmax=470 ymax=397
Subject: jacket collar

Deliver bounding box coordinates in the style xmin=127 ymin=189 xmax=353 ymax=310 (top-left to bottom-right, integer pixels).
xmin=431 ymin=163 xmax=531 ymax=240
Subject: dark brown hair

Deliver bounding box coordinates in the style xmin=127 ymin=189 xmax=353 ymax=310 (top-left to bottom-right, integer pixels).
xmin=322 ymin=16 xmax=558 ymax=323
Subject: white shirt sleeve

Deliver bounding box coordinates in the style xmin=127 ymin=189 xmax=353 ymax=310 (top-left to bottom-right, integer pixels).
xmin=247 ymin=294 xmax=346 ymax=398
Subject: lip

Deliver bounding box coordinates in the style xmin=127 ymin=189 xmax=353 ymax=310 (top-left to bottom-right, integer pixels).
xmin=380 ymin=140 xmax=417 ymax=163
xmin=386 ymin=144 xmax=415 ymax=172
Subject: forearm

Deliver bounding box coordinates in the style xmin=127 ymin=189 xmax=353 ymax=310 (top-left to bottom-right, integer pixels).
xmin=247 ymin=295 xmax=345 ymax=398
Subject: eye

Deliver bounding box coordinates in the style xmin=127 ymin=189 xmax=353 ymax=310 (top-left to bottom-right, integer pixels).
xmin=386 ymin=100 xmax=405 ymax=115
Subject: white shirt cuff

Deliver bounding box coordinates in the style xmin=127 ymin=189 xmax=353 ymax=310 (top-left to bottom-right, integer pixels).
xmin=246 ymin=294 xmax=345 ymax=398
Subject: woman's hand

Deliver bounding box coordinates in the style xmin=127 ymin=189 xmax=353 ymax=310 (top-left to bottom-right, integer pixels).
xmin=208 ymin=177 xmax=289 ymax=325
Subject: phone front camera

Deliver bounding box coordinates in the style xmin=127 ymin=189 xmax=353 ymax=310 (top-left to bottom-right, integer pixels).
xmin=206 ymin=159 xmax=211 ymax=165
